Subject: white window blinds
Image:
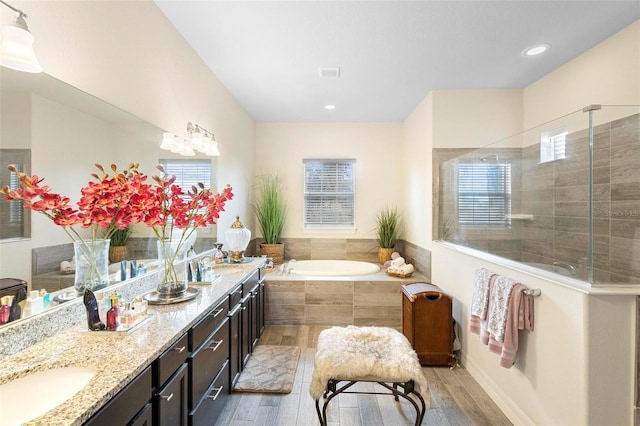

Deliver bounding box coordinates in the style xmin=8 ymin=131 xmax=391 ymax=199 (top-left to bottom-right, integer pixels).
xmin=158 ymin=159 xmax=212 ymax=225
xmin=159 ymin=159 xmax=212 ymax=192
xmin=457 ymin=162 xmax=511 ymax=226
xmin=303 ymin=159 xmax=355 ymax=227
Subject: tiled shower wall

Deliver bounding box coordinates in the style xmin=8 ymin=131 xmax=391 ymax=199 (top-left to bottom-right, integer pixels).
xmin=521 ymin=112 xmax=640 ymax=283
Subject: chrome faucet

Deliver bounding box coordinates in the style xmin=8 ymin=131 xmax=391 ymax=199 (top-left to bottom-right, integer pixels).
xmin=552 ymin=261 xmax=577 ymax=276
xmin=283 ymin=259 xmax=296 ymax=275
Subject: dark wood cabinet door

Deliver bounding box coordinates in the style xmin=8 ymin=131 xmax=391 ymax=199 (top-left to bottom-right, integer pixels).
xmin=156 ymin=363 xmax=188 ymax=426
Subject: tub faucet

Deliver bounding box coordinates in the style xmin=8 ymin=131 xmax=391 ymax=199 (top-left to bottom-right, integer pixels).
xmin=552 ymin=261 xmax=576 ymax=276
xmin=283 ymin=259 xmax=296 ymax=275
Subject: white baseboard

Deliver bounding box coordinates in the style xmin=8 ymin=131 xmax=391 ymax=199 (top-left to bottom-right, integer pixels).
xmin=460 ymin=352 xmax=535 ymax=426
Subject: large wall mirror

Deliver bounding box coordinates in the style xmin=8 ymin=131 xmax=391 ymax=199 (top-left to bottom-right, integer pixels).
xmin=0 ymin=68 xmax=218 ymax=326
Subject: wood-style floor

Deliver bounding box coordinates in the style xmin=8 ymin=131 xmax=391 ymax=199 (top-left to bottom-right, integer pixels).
xmin=216 ymin=325 xmax=512 ymax=426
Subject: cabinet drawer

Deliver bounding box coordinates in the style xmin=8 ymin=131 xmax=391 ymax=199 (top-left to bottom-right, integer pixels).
xmin=84 ymin=366 xmax=152 ymax=426
xmin=190 ymin=298 xmax=228 ymax=351
xmin=188 ymin=361 xmax=230 ymax=426
xmin=157 ymin=333 xmax=189 ymax=386
xmin=229 ymin=284 xmax=243 ymax=307
xmin=189 ymin=318 xmax=230 ymax=408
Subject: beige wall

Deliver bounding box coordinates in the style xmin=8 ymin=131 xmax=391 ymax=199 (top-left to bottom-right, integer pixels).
xmin=0 ymin=1 xmax=255 ymax=279
xmin=401 ymin=20 xmax=639 ymax=425
xmin=255 ymin=122 xmax=403 ymax=239
xmin=524 ymin=20 xmax=640 ymax=127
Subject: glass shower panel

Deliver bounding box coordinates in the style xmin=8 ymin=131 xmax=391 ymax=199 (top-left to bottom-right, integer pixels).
xmin=592 ymin=106 xmax=640 ymax=284
xmin=436 ymin=105 xmax=640 ymax=285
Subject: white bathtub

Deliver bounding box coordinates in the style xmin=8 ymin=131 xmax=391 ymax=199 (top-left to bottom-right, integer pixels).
xmin=288 ymin=260 xmax=380 ymax=276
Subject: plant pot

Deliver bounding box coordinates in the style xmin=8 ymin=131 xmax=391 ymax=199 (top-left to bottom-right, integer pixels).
xmin=260 ymin=243 xmax=285 ymax=265
xmin=378 ymin=247 xmax=394 ymax=265
xmin=109 ymin=246 xmax=128 ymax=263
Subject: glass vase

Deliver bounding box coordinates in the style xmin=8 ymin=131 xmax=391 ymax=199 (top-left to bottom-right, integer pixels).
xmin=74 ymin=239 xmax=110 ymax=295
xmin=156 ymin=239 xmax=188 ymax=298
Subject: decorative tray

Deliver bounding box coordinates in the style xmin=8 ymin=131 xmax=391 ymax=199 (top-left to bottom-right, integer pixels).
xmin=144 ymin=286 xmax=200 ymax=305
xmin=84 ymin=314 xmax=154 ymax=336
xmin=385 ymin=270 xmax=413 ymax=278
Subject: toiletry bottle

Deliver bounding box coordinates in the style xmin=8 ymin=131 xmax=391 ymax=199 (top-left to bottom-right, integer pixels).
xmin=39 ymin=289 xmax=50 ymax=309
xmin=8 ymin=288 xmax=26 ymax=322
xmin=106 ymin=291 xmax=120 ymax=331
xmin=0 ymin=296 xmax=11 ymax=324
xmin=96 ymin=291 xmax=108 ymax=320
xmin=84 ymin=289 xmax=106 ymax=331
xmin=120 ymin=261 xmax=128 ymax=281
xmin=130 ymin=260 xmax=137 ymax=278
xmin=187 ymin=246 xmax=196 ymax=281
xmin=120 ymin=302 xmax=133 ymax=329
xmin=214 ymin=243 xmax=224 ymax=264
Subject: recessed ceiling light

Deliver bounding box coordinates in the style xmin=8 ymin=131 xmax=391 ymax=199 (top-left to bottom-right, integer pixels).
xmin=324 ymin=104 xmax=336 ymax=110
xmin=522 ymin=44 xmax=550 ymax=57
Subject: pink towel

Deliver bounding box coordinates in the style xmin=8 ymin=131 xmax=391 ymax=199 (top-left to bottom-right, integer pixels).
xmin=470 ymin=280 xmax=535 ymax=368
xmin=487 ymin=275 xmax=517 ymax=342
xmin=487 ymin=284 xmax=535 ymax=368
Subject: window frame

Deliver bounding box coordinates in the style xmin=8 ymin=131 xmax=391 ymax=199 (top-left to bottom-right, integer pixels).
xmin=303 ymin=158 xmax=356 ymax=230
xmin=456 ymin=160 xmax=512 ymax=227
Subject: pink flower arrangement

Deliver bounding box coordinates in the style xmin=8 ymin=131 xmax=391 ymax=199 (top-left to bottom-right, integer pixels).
xmin=1 ymin=163 xmax=234 ymax=243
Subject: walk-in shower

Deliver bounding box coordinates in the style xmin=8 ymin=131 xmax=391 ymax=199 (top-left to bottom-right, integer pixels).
xmin=434 ymin=104 xmax=640 ymax=285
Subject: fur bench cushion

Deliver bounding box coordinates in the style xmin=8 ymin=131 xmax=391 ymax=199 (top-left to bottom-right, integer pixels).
xmin=310 ymin=325 xmax=429 ymax=405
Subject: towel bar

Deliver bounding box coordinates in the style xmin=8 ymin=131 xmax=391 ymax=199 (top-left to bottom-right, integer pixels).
xmin=523 ymin=288 xmax=541 ymax=297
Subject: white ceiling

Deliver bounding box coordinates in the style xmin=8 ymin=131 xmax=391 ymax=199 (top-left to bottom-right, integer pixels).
xmin=155 ymin=1 xmax=640 ymax=123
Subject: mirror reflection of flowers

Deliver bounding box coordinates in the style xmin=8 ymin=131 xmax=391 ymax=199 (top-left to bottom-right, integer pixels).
xmin=143 ymin=165 xmax=234 ymax=289
xmin=1 ymin=163 xmax=150 ymax=292
xmin=1 ymin=163 xmax=148 ymax=240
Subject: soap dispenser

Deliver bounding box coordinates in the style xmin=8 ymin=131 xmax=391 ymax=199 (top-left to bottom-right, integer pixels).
xmin=106 ymin=291 xmax=120 ymax=331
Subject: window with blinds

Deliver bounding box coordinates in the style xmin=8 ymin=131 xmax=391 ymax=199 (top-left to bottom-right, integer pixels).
xmin=540 ymin=126 xmax=567 ymax=163
xmin=0 ymin=149 xmax=30 ymax=240
xmin=158 ymin=159 xmax=212 ymax=224
xmin=303 ymin=159 xmax=355 ymax=227
xmin=457 ymin=162 xmax=511 ymax=226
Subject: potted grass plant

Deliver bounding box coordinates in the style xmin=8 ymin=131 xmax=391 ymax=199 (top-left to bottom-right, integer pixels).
xmin=108 ymin=225 xmax=132 ymax=263
xmin=252 ymin=173 xmax=286 ymax=264
xmin=375 ymin=206 xmax=400 ymax=264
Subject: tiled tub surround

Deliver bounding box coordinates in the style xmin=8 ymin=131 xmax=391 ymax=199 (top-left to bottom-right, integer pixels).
xmin=264 ymin=269 xmax=428 ymax=328
xmin=0 ymin=258 xmax=265 ymax=426
xmin=254 ymin=237 xmax=432 ymax=277
xmin=435 ymin=111 xmax=640 ymax=285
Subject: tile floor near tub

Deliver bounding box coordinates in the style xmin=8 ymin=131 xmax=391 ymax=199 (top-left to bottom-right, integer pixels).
xmin=217 ymin=325 xmax=513 ymax=426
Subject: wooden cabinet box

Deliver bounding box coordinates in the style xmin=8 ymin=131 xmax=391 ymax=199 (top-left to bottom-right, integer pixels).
xmin=402 ymin=283 xmax=454 ymax=367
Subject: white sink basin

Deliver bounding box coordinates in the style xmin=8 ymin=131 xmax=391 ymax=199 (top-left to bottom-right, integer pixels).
xmin=0 ymin=366 xmax=95 ymax=426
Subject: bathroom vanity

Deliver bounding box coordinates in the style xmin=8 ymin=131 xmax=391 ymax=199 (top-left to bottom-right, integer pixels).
xmin=0 ymin=258 xmax=266 ymax=426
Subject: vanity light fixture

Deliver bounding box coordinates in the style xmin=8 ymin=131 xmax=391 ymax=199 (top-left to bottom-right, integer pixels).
xmin=0 ymin=0 xmax=43 ymax=73
xmin=324 ymin=104 xmax=336 ymax=110
xmin=187 ymin=122 xmax=220 ymax=157
xmin=160 ymin=123 xmax=220 ymax=157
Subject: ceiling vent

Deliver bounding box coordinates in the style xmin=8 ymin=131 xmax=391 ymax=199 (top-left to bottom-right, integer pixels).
xmin=318 ymin=67 xmax=340 ymax=78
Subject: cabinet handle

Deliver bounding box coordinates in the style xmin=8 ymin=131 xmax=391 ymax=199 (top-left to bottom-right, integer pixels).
xmin=160 ymin=392 xmax=174 ymax=402
xmin=212 ymin=307 xmax=224 ymax=317
xmin=172 ymin=345 xmax=186 ymax=353
xmin=207 ymin=386 xmax=224 ymax=401
xmin=206 ymin=339 xmax=224 ymax=351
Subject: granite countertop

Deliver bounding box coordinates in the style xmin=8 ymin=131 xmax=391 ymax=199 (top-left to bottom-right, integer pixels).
xmin=0 ymin=259 xmax=264 ymax=426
